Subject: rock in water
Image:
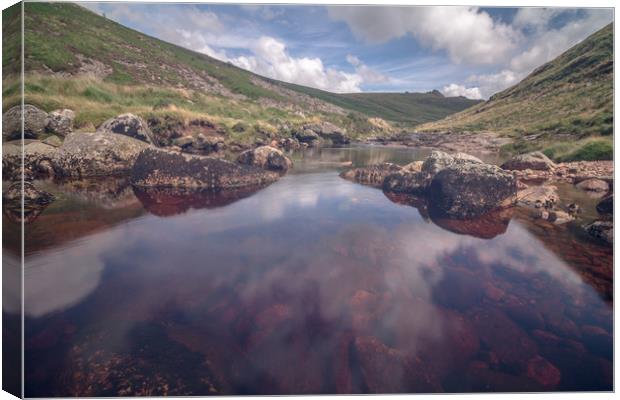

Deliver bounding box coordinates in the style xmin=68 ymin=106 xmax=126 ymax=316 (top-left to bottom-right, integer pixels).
xmin=516 ymin=185 xmax=559 ymax=208
xmin=583 ymin=220 xmax=613 ymax=245
xmin=576 ymin=178 xmax=609 ymax=193
xmin=2 ymin=140 xmax=57 ymax=180
xmin=340 ymin=163 xmax=402 ymax=188
xmin=429 ymin=162 xmax=517 ymax=219
xmin=97 ymin=113 xmax=155 ymax=144
xmin=2 ymin=104 xmax=49 ymax=140
xmin=294 ymin=129 xmax=320 ymax=144
xmin=131 ymin=147 xmax=280 ymax=189
xmin=596 ymin=195 xmax=613 ymax=215
xmin=46 ymin=109 xmax=75 ymax=136
xmin=382 ymin=170 xmax=428 ymax=195
xmin=421 ymin=150 xmax=482 ymax=180
xmin=53 ymin=131 xmax=150 ymax=178
xmin=237 ymin=146 xmax=292 ymax=172
xmin=501 ymin=151 xmax=556 ymax=171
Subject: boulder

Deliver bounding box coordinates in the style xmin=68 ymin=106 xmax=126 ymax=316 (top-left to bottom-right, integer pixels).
xmin=421 ymin=150 xmax=482 ymax=180
xmin=501 ymin=151 xmax=556 ymax=171
xmin=340 ymin=163 xmax=402 ymax=188
xmin=46 ymin=109 xmax=75 ymax=136
xmin=279 ymin=137 xmax=301 ymax=150
xmin=53 ymin=131 xmax=150 ymax=178
xmin=576 ymin=178 xmax=609 ymax=193
xmin=382 ymin=171 xmax=428 ymax=195
xmin=237 ymin=146 xmax=292 ymax=172
xmin=583 ymin=220 xmax=613 ymax=245
xmin=294 ymin=129 xmax=320 ymax=144
xmin=2 ymin=104 xmax=49 ymax=140
xmin=402 ymin=161 xmax=424 ymax=172
xmin=2 ymin=140 xmax=57 ymax=180
xmin=172 ymin=136 xmax=194 ymax=148
xmin=429 ymin=162 xmax=517 ymax=219
xmin=596 ymin=195 xmax=613 ymax=215
xmin=131 ymin=147 xmax=280 ymax=189
xmin=97 ymin=113 xmax=155 ymax=144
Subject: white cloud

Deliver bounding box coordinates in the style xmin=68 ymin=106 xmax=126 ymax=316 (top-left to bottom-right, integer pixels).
xmin=441 ymin=83 xmax=483 ymax=100
xmin=229 ymin=37 xmax=365 ymax=93
xmin=346 ymin=54 xmax=390 ymax=84
xmin=328 ymin=6 xmax=520 ymax=65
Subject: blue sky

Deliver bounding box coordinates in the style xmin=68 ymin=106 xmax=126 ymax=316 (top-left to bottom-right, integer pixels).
xmin=80 ymin=3 xmax=613 ymax=99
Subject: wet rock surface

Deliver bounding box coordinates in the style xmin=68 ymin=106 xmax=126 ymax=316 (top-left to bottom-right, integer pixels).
xmin=53 ymin=131 xmax=150 ymax=178
xmin=131 ymin=147 xmax=280 ymax=189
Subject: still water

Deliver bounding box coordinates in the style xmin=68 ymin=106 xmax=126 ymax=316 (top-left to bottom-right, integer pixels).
xmin=5 ymin=146 xmax=613 ymax=396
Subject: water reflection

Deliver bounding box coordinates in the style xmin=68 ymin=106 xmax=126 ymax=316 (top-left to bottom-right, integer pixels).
xmin=21 ymin=146 xmax=612 ymax=396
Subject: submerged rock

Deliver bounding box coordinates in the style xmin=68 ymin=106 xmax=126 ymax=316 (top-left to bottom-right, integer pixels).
xmin=97 ymin=113 xmax=155 ymax=144
xmin=501 ymin=152 xmax=556 ymax=171
xmin=53 ymin=131 xmax=150 ymax=178
xmin=575 ymin=178 xmax=609 ymax=193
xmin=2 ymin=104 xmax=49 ymax=140
xmin=516 ymin=185 xmax=559 ymax=208
xmin=131 ymin=147 xmax=279 ymax=189
xmin=237 ymin=146 xmax=292 ymax=172
xmin=429 ymin=162 xmax=517 ymax=219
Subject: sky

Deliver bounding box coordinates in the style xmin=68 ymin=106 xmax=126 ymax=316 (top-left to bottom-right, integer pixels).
xmin=79 ymin=2 xmax=613 ymax=99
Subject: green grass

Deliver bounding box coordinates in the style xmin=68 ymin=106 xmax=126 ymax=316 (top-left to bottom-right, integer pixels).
xmin=554 ymin=139 xmax=613 ymax=162
xmin=419 ymin=23 xmax=613 ymax=161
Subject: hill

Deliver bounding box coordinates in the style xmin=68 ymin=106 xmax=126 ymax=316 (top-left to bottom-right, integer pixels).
xmin=2 ymin=2 xmax=479 ymax=140
xmin=417 ymin=23 xmax=613 ymax=161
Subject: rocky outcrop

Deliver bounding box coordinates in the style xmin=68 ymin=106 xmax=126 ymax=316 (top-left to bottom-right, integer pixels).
xmin=46 ymin=109 xmax=75 ymax=136
xmin=97 ymin=113 xmax=155 ymax=144
xmin=501 ymin=151 xmax=556 ymax=171
xmin=293 ymin=129 xmax=321 ymax=145
xmin=304 ymin=121 xmax=350 ymax=144
xmin=2 ymin=104 xmax=49 ymax=140
xmin=576 ymin=178 xmax=609 ymax=192
xmin=237 ymin=146 xmax=292 ymax=172
xmin=53 ymin=131 xmax=150 ymax=178
xmin=131 ymin=147 xmax=280 ymax=189
xmin=340 ymin=163 xmax=402 ymax=188
xmin=583 ymin=220 xmax=613 ymax=245
xmin=2 ymin=140 xmax=57 ymax=180
xmin=429 ymin=162 xmax=517 ymax=219
xmin=2 ymin=181 xmax=55 ymax=224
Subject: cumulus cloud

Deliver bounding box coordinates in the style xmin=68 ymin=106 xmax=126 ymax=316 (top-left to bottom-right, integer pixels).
xmin=441 ymin=83 xmax=483 ymax=100
xmin=328 ymin=6 xmax=520 ymax=65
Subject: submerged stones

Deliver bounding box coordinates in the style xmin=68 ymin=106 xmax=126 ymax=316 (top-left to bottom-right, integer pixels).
xmin=340 ymin=163 xmax=401 ymax=188
xmin=130 ymin=147 xmax=279 ymax=189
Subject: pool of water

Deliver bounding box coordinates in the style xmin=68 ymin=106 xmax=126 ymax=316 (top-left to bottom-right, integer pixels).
xmin=4 ymin=145 xmax=613 ymax=395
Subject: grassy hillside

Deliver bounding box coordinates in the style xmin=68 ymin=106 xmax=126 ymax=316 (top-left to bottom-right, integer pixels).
xmin=2 ymin=2 xmax=477 ymax=137
xmin=417 ymin=23 xmax=613 ymax=161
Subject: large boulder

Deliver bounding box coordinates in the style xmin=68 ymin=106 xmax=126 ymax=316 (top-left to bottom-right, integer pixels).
xmin=421 ymin=151 xmax=482 ymax=180
xmin=2 ymin=104 xmax=49 ymax=140
xmin=97 ymin=113 xmax=155 ymax=144
xmin=237 ymin=146 xmax=292 ymax=172
xmin=131 ymin=147 xmax=280 ymax=189
xmin=340 ymin=163 xmax=402 ymax=188
xmin=501 ymin=151 xmax=556 ymax=171
xmin=46 ymin=109 xmax=75 ymax=137
xmin=429 ymin=162 xmax=517 ymax=219
xmin=53 ymin=131 xmax=150 ymax=178
xmin=576 ymin=178 xmax=609 ymax=193
xmin=2 ymin=140 xmax=57 ymax=180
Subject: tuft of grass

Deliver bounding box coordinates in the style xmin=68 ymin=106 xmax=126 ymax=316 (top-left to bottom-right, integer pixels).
xmin=556 ymin=139 xmax=613 ymax=162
